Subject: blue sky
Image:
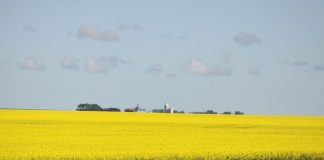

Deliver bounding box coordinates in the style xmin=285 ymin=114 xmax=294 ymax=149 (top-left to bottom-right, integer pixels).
xmin=1 ymin=0 xmax=324 ymax=115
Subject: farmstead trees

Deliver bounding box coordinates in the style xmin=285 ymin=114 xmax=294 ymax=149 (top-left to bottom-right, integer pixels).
xmin=76 ymin=104 xmax=121 ymax=112
xmin=76 ymin=103 xmax=103 ymax=111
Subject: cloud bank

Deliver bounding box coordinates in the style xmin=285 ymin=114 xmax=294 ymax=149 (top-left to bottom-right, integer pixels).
xmin=186 ymin=58 xmax=210 ymax=76
xmin=78 ymin=25 xmax=119 ymax=42
xmin=17 ymin=57 xmax=46 ymax=71
xmin=84 ymin=55 xmax=127 ymax=73
xmin=185 ymin=58 xmax=233 ymax=77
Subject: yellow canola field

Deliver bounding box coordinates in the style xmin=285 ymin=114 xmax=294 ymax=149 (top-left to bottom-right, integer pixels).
xmin=0 ymin=109 xmax=324 ymax=160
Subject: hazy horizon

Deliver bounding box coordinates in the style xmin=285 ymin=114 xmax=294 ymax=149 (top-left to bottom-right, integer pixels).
xmin=1 ymin=0 xmax=324 ymax=115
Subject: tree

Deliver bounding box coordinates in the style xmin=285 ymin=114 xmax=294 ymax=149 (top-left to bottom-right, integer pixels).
xmin=152 ymin=109 xmax=165 ymax=113
xmin=223 ymin=111 xmax=231 ymax=115
xmin=206 ymin=110 xmax=217 ymax=114
xmin=77 ymin=103 xmax=88 ymax=111
xmin=103 ymin=108 xmax=121 ymax=112
xmin=76 ymin=103 xmax=103 ymax=111
xmin=235 ymin=111 xmax=244 ymax=115
xmin=174 ymin=110 xmax=185 ymax=114
xmin=88 ymin=104 xmax=102 ymax=111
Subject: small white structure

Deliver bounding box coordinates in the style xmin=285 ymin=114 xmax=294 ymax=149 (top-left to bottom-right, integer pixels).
xmin=164 ymin=102 xmax=174 ymax=113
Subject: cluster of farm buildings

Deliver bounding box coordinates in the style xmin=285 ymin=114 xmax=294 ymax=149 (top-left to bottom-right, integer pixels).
xmin=76 ymin=102 xmax=244 ymax=115
xmin=125 ymin=102 xmax=174 ymax=113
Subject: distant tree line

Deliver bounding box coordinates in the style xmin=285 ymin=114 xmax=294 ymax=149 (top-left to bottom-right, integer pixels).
xmin=76 ymin=103 xmax=244 ymax=115
xmin=190 ymin=110 xmax=244 ymax=115
xmin=151 ymin=109 xmax=184 ymax=113
xmin=76 ymin=104 xmax=120 ymax=112
xmin=191 ymin=110 xmax=217 ymax=114
xmin=103 ymin=108 xmax=121 ymax=112
xmin=151 ymin=109 xmax=164 ymax=113
xmin=173 ymin=110 xmax=185 ymax=113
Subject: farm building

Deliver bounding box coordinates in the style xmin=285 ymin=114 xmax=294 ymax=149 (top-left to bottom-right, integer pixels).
xmin=164 ymin=102 xmax=174 ymax=113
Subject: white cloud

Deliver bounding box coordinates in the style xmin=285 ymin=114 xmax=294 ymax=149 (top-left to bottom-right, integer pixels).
xmin=17 ymin=57 xmax=46 ymax=71
xmin=60 ymin=58 xmax=80 ymax=70
xmin=234 ymin=31 xmax=260 ymax=46
xmin=186 ymin=58 xmax=233 ymax=77
xmin=146 ymin=64 xmax=163 ymax=75
xmin=78 ymin=25 xmax=119 ymax=42
xmin=84 ymin=55 xmax=128 ymax=73
xmin=84 ymin=57 xmax=108 ymax=73
xmin=186 ymin=58 xmax=210 ymax=76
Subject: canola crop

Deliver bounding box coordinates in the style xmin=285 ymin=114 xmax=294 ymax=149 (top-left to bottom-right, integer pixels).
xmin=0 ymin=109 xmax=324 ymax=160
